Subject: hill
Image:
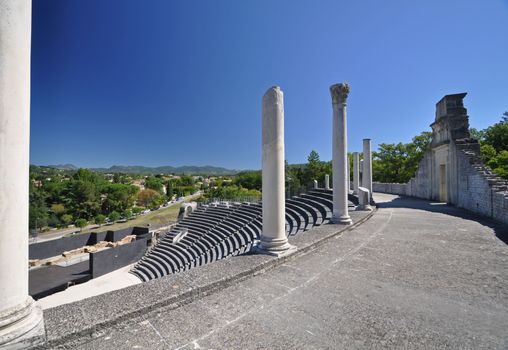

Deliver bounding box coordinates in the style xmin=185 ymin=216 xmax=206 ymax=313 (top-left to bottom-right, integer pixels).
xmin=92 ymin=165 xmax=239 ymax=175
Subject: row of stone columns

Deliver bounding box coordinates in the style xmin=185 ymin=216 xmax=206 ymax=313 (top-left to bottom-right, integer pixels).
xmin=324 ymin=142 xmax=372 ymax=197
xmin=259 ymin=82 xmax=373 ymax=257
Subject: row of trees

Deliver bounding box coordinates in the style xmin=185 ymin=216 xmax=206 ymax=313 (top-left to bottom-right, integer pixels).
xmin=372 ymin=132 xmax=432 ymax=183
xmin=29 ymin=169 xmax=202 ymax=232
xmin=198 ymin=173 xmax=262 ymax=202
xmin=30 ymin=168 xmax=140 ymax=231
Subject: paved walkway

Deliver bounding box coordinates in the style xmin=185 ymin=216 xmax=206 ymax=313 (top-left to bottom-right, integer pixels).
xmin=74 ymin=193 xmax=508 ymax=350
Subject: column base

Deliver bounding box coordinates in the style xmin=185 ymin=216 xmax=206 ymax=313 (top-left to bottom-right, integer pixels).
xmin=0 ymin=297 xmax=45 ymax=349
xmin=357 ymin=204 xmax=373 ymax=211
xmin=330 ymin=214 xmax=353 ymax=225
xmin=256 ymin=237 xmax=297 ymax=257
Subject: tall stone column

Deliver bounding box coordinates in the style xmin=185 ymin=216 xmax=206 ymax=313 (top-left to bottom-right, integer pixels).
xmin=330 ymin=83 xmax=352 ymax=225
xmin=324 ymin=174 xmax=330 ymax=190
xmin=353 ymin=152 xmax=360 ymax=195
xmin=362 ymin=138 xmax=373 ymax=197
xmin=259 ymin=86 xmax=295 ymax=256
xmin=0 ymin=1 xmax=45 ymax=348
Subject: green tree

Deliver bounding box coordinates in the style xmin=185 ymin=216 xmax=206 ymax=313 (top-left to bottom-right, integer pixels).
xmin=487 ymin=150 xmax=508 ymax=179
xmin=94 ymin=214 xmax=106 ymax=226
xmin=132 ymin=207 xmax=143 ymax=215
xmin=470 ymin=128 xmax=486 ymax=141
xmin=123 ymin=209 xmax=133 ymax=219
xmin=483 ymin=118 xmax=508 ymax=153
xmin=137 ymin=188 xmax=161 ymax=208
xmin=100 ymin=183 xmax=139 ymax=213
xmin=179 ymin=175 xmax=195 ymax=187
xmin=303 ymin=150 xmax=325 ymax=185
xmin=75 ymin=218 xmax=87 ymax=232
xmin=166 ymin=180 xmax=174 ymax=199
xmin=372 ymin=131 xmax=432 ymax=183
xmin=29 ymin=182 xmax=49 ymax=230
xmin=63 ymin=169 xmax=104 ymax=220
xmin=144 ymin=177 xmax=164 ymax=194
xmin=108 ymin=211 xmax=121 ymax=222
xmin=51 ymin=203 xmax=66 ymax=216
xmin=234 ymin=171 xmax=262 ymax=191
xmin=61 ymin=214 xmax=73 ymax=226
xmin=480 ymin=144 xmax=497 ymax=164
xmin=472 ymin=113 xmax=508 ymax=179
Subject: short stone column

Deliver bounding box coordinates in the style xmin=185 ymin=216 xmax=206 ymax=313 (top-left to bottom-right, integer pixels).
xmin=0 ymin=1 xmax=46 ymax=348
xmin=357 ymin=187 xmax=373 ymax=211
xmin=362 ymin=139 xmax=373 ymax=197
xmin=259 ymin=86 xmax=295 ymax=256
xmin=313 ymin=180 xmax=318 ymax=189
xmin=353 ymin=152 xmax=360 ymax=195
xmin=330 ymin=83 xmax=352 ymax=225
xmin=324 ymin=174 xmax=330 ymax=190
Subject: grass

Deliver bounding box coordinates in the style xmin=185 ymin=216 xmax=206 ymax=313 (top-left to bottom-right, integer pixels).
xmin=82 ymin=204 xmax=181 ymax=233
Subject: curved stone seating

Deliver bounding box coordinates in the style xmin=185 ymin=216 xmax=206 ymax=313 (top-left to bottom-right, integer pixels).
xmin=294 ymin=196 xmax=329 ymax=223
xmin=131 ymin=188 xmax=359 ymax=281
xmin=287 ymin=199 xmax=320 ymax=226
xmin=308 ymin=188 xmax=359 ymax=206
xmin=285 ymin=206 xmax=304 ymax=234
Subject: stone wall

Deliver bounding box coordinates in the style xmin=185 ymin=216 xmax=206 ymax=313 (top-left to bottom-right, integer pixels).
xmin=29 ymin=226 xmax=151 ymax=260
xmin=375 ymin=143 xmax=508 ymax=225
xmin=89 ymin=237 xmax=148 ymax=279
xmin=373 ymin=93 xmax=508 ymax=226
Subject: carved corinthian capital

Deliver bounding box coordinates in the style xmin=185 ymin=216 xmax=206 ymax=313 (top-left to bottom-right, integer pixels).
xmin=330 ymin=83 xmax=350 ymax=105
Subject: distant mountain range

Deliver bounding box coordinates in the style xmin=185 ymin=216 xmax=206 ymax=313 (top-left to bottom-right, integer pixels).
xmin=45 ymin=164 xmax=78 ymax=170
xmin=37 ymin=164 xmax=240 ymax=175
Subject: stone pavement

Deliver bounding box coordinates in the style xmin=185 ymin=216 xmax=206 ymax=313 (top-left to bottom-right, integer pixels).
xmin=69 ymin=193 xmax=508 ymax=349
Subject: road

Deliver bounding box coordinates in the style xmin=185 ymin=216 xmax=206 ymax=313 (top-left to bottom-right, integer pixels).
xmin=75 ymin=193 xmax=508 ymax=349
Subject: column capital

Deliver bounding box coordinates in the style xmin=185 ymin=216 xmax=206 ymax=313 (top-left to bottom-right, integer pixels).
xmin=330 ymin=83 xmax=350 ymax=105
xmin=263 ymin=85 xmax=283 ymax=101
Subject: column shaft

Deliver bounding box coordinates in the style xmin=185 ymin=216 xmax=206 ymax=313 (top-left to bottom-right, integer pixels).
xmin=362 ymin=139 xmax=373 ymax=197
xmin=330 ymin=83 xmax=352 ymax=225
xmin=259 ymin=86 xmax=294 ymax=255
xmin=353 ymin=152 xmax=360 ymax=195
xmin=347 ymin=155 xmax=351 ymax=191
xmin=0 ymin=1 xmax=45 ymax=347
xmin=324 ymin=174 xmax=330 ymax=190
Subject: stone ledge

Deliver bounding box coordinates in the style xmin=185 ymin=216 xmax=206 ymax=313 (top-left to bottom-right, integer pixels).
xmin=37 ymin=209 xmax=375 ymax=349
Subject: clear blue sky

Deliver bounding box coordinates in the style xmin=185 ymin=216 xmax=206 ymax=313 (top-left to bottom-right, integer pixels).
xmin=30 ymin=0 xmax=508 ymax=170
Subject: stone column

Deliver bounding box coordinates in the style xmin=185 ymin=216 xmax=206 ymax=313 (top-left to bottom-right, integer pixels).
xmin=259 ymin=86 xmax=295 ymax=256
xmin=353 ymin=152 xmax=360 ymax=195
xmin=324 ymin=174 xmax=330 ymax=190
xmin=362 ymin=138 xmax=373 ymax=197
xmin=0 ymin=1 xmax=46 ymax=348
xmin=360 ymin=159 xmax=364 ymax=184
xmin=330 ymin=83 xmax=352 ymax=225
xmin=313 ymin=180 xmax=318 ymax=189
xmin=347 ymin=154 xmax=351 ymax=192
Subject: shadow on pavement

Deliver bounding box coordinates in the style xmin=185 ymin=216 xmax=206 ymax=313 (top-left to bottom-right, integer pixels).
xmin=376 ymin=195 xmax=508 ymax=245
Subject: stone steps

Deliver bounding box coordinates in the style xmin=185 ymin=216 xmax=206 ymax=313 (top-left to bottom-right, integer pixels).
xmin=130 ymin=190 xmax=360 ymax=282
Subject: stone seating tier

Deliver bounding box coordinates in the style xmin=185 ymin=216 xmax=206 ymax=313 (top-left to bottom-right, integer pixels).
xmin=130 ymin=190 xmax=360 ymax=281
